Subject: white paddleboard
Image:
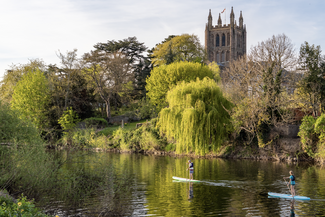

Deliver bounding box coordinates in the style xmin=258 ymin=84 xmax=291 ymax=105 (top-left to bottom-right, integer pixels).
xmin=172 ymin=176 xmax=200 ymax=183
xmin=268 ymin=192 xmax=310 ymax=200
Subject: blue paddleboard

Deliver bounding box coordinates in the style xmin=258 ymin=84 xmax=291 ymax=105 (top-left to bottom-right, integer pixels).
xmin=268 ymin=192 xmax=310 ymax=200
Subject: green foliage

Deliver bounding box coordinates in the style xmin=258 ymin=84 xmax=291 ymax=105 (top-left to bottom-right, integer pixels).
xmin=0 ymin=101 xmax=41 ymax=145
xmin=0 ymin=195 xmax=50 ymax=217
xmin=158 ymin=78 xmax=233 ymax=155
xmin=11 ymin=69 xmax=50 ymax=129
xmin=314 ymin=114 xmax=325 ymax=159
xmin=93 ymin=36 xmax=150 ymax=100
xmin=60 ymin=128 xmax=109 ymax=149
xmin=263 ymin=63 xmax=282 ymax=106
xmin=298 ymin=115 xmax=317 ymax=157
xmin=84 ymin=117 xmax=108 ymax=128
xmin=0 ymin=141 xmax=57 ymax=196
xmin=164 ymin=143 xmax=176 ymax=152
xmin=58 ymin=107 xmax=81 ymax=132
xmin=0 ymin=59 xmax=46 ymax=104
xmin=146 ymin=61 xmax=219 ymax=111
xmin=299 ymin=41 xmax=325 ymax=114
xmin=135 ymin=98 xmax=157 ymax=119
xmin=151 ymin=34 xmax=206 ymax=66
xmin=123 ymin=98 xmax=157 ymax=120
xmin=110 ymin=121 xmax=166 ymax=151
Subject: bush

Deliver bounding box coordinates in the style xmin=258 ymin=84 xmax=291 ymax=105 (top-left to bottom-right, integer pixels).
xmin=110 ymin=121 xmax=167 ymax=151
xmin=133 ymin=98 xmax=157 ymax=120
xmin=84 ymin=117 xmax=108 ymax=129
xmin=0 ymin=194 xmax=50 ymax=217
xmin=0 ymin=101 xmax=40 ymax=145
xmin=59 ymin=128 xmax=110 ymax=149
xmin=298 ymin=115 xmax=317 ymax=157
xmin=314 ymin=114 xmax=325 ymax=160
xmin=298 ymin=115 xmax=316 ymax=157
xmin=165 ymin=143 xmax=176 ymax=152
xmin=58 ymin=107 xmax=80 ymax=132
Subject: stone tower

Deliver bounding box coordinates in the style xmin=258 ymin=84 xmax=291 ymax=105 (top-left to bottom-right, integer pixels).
xmin=205 ymin=7 xmax=246 ymax=64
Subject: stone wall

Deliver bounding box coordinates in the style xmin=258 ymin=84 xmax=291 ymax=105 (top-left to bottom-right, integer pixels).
xmin=272 ymin=124 xmax=300 ymax=138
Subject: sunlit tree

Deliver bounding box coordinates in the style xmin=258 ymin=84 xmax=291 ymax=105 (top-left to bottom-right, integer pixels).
xmin=146 ymin=61 xmax=219 ymax=111
xmin=151 ymin=34 xmax=206 ymax=66
xmin=11 ymin=69 xmax=50 ymax=129
xmin=158 ymin=78 xmax=233 ymax=155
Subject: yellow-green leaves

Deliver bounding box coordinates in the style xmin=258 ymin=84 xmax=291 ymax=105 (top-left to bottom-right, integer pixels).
xmin=151 ymin=34 xmax=206 ymax=66
xmin=58 ymin=107 xmax=80 ymax=132
xmin=158 ymin=78 xmax=233 ymax=156
xmin=146 ymin=61 xmax=219 ymax=111
xmin=11 ymin=69 xmax=49 ymax=129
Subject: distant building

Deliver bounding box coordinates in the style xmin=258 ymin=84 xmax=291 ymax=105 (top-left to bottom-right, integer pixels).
xmin=205 ymin=7 xmax=247 ymax=65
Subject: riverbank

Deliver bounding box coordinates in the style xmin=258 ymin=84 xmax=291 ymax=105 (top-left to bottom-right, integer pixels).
xmin=54 ymin=121 xmax=313 ymax=163
xmin=89 ymin=138 xmax=308 ymax=163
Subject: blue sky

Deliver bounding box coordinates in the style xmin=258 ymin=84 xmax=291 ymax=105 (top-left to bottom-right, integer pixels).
xmin=1 ymin=0 xmax=324 ymax=79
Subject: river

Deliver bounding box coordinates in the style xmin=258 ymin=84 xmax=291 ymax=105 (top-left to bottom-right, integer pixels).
xmin=38 ymin=150 xmax=325 ymax=216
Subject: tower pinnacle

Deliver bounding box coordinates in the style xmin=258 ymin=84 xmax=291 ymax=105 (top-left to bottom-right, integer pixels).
xmin=239 ymin=11 xmax=243 ymax=28
xmin=230 ymin=7 xmax=234 ymax=27
xmin=218 ymin=13 xmax=222 ymax=27
xmin=208 ymin=9 xmax=212 ymax=29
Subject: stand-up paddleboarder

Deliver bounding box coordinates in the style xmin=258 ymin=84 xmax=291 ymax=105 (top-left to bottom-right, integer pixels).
xmin=187 ymin=160 xmax=194 ymax=180
xmin=284 ymin=170 xmax=296 ymax=197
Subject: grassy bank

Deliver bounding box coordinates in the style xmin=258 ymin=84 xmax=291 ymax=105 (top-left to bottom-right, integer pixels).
xmin=58 ymin=119 xmax=172 ymax=152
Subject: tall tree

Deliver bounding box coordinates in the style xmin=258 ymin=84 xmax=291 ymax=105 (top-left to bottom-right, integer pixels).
xmin=45 ymin=51 xmax=96 ymax=130
xmin=83 ymin=50 xmax=132 ymax=120
xmin=298 ymin=41 xmax=325 ymax=115
xmin=222 ymin=55 xmax=294 ymax=145
xmin=159 ymin=78 xmax=233 ymax=155
xmin=94 ymin=37 xmax=149 ymax=98
xmin=11 ymin=69 xmax=50 ymax=129
xmin=0 ymin=59 xmax=46 ymax=104
xmin=56 ymin=49 xmax=79 ymax=110
xmin=146 ymin=61 xmax=220 ymax=111
xmin=151 ymin=34 xmax=206 ymax=66
xmin=250 ymin=33 xmax=297 ymax=70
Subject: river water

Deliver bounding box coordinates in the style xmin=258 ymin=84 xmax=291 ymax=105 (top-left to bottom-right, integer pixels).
xmin=40 ymin=151 xmax=325 ymax=216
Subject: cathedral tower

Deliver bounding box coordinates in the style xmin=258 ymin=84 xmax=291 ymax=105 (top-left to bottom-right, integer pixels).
xmin=205 ymin=7 xmax=246 ymax=64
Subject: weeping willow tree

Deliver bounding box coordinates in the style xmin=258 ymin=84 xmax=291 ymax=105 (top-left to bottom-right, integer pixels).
xmin=158 ymin=77 xmax=233 ymax=155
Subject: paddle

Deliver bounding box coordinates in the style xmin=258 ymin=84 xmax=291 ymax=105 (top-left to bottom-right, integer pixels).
xmin=283 ymin=178 xmax=292 ymax=195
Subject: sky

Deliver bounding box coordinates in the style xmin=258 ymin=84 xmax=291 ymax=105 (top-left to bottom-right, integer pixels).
xmin=1 ymin=0 xmax=324 ymax=79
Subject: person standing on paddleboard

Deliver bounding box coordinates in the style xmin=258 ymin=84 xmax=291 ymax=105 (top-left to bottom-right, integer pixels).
xmin=284 ymin=171 xmax=295 ymax=197
xmin=187 ymin=160 xmax=194 ymax=180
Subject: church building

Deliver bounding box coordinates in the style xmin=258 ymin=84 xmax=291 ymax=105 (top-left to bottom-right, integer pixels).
xmin=205 ymin=7 xmax=247 ymax=65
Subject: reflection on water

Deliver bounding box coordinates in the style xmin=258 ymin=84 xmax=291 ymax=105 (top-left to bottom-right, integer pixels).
xmin=290 ymin=200 xmax=295 ymax=217
xmin=188 ymin=182 xmax=194 ymax=200
xmin=35 ymin=151 xmax=325 ymax=216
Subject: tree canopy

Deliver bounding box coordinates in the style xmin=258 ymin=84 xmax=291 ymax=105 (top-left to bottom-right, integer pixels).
xmin=250 ymin=33 xmax=296 ymax=70
xmin=94 ymin=37 xmax=150 ymax=98
xmin=298 ymin=41 xmax=325 ymax=115
xmin=146 ymin=61 xmax=220 ymax=111
xmin=11 ymin=69 xmax=50 ymax=129
xmin=151 ymin=34 xmax=206 ymax=66
xmin=0 ymin=59 xmax=46 ymax=104
xmin=158 ymin=77 xmax=233 ymax=155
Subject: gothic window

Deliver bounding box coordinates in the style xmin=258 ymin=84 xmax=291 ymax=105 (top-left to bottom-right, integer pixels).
xmin=237 ymin=34 xmax=241 ymax=48
xmin=222 ymin=33 xmax=225 ymax=46
xmin=226 ymin=51 xmax=230 ymax=61
xmin=216 ymin=34 xmax=220 ymax=47
xmin=227 ymin=33 xmax=230 ymax=46
xmin=222 ymin=51 xmax=225 ymax=62
xmin=216 ymin=53 xmax=220 ymax=63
